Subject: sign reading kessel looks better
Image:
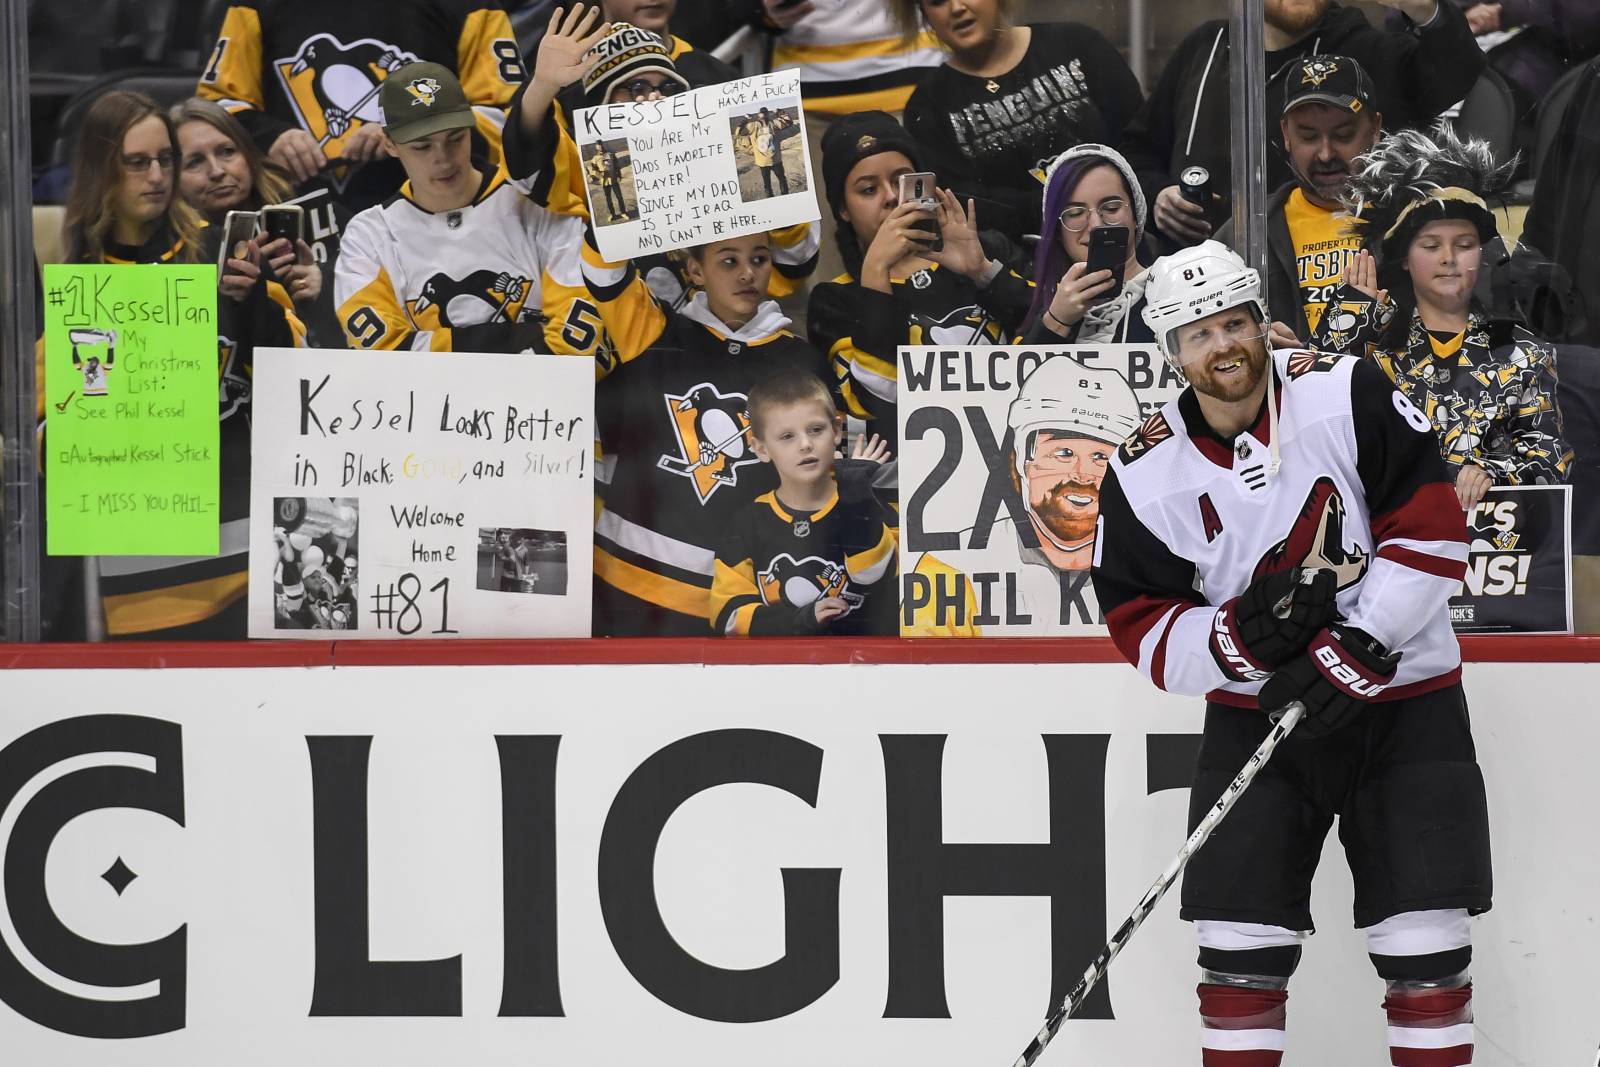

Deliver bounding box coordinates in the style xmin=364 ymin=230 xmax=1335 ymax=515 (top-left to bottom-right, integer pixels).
xmin=897 ymin=345 xmax=1186 ymax=636
xmin=246 ymin=347 xmax=594 ymax=638
xmin=42 ymin=264 xmax=219 ymax=555
xmin=1449 ymin=484 xmax=1573 ymax=634
xmin=573 ymin=69 xmax=818 ymax=261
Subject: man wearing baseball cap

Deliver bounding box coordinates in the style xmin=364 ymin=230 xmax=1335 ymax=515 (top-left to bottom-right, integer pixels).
xmin=332 ymin=61 xmax=600 ymax=356
xmin=1224 ymin=54 xmax=1385 ymax=342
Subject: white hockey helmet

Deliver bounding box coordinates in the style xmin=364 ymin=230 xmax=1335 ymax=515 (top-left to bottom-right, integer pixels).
xmin=1008 ymin=357 xmax=1143 ymax=479
xmin=1141 ymin=240 xmax=1268 ymax=369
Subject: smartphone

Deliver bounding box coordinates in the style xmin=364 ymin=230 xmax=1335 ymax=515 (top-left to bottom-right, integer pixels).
xmin=897 ymin=171 xmax=943 ymax=253
xmin=261 ymin=203 xmax=305 ymax=245
xmin=1085 ymin=224 xmax=1130 ymax=299
xmin=218 ymin=209 xmax=259 ymax=274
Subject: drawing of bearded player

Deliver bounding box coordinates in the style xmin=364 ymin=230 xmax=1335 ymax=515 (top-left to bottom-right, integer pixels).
xmin=968 ymin=358 xmax=1144 ymax=631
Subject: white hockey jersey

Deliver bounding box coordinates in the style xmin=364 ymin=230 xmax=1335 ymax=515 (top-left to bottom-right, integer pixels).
xmin=1092 ymin=350 xmax=1469 ymax=706
xmin=335 ymin=165 xmax=601 ymax=356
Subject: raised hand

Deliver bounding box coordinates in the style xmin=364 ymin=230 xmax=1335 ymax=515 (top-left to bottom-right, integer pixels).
xmin=1343 ymin=249 xmax=1388 ymax=304
xmin=851 ymin=433 xmax=892 ymax=464
xmin=925 ymin=187 xmax=990 ymax=281
xmin=534 ymin=5 xmax=611 ymax=93
xmin=1044 ymin=261 xmax=1117 ymax=332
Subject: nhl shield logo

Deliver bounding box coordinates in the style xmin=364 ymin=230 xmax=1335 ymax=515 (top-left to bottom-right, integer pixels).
xmin=406 ymin=77 xmax=443 ymax=107
xmin=792 ymin=520 xmax=810 ymax=537
xmin=657 ymin=382 xmax=758 ymax=504
xmin=1300 ymin=57 xmax=1340 ymax=88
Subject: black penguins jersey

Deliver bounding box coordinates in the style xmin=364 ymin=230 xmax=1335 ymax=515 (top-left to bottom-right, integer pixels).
xmin=197 ymin=0 xmax=523 ymax=197
xmin=1092 ymin=350 xmax=1470 ymax=707
xmin=580 ymin=238 xmax=831 ymax=633
xmin=711 ymin=487 xmax=898 ymax=636
xmin=806 ymin=246 xmax=1033 ymax=441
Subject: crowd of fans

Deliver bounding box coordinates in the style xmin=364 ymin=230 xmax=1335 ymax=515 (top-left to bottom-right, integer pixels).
xmin=18 ymin=0 xmax=1600 ymax=641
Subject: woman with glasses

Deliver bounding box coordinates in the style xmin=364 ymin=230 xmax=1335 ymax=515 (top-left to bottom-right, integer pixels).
xmin=1024 ymin=144 xmax=1155 ymax=345
xmin=890 ymin=0 xmax=1144 ymax=243
xmin=56 ymin=89 xmax=299 ymax=641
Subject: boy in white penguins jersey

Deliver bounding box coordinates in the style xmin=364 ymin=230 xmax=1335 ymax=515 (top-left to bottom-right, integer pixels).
xmin=1092 ymin=241 xmax=1491 ymax=1067
xmin=334 ymin=62 xmax=604 ymax=357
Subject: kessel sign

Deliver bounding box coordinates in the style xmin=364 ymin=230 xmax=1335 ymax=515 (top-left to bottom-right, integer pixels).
xmin=1449 ymin=484 xmax=1573 ymax=634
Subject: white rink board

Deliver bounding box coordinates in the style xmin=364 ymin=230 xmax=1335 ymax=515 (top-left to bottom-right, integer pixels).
xmin=0 ymin=661 xmax=1594 ymax=1065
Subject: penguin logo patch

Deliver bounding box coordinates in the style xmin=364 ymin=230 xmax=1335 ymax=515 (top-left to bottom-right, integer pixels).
xmin=218 ymin=334 xmax=249 ymax=419
xmin=757 ymin=554 xmax=862 ymax=610
xmin=274 ymin=34 xmax=418 ymax=186
xmin=407 ymin=271 xmax=535 ymax=329
xmin=657 ymin=382 xmax=758 ymax=504
xmin=1300 ymin=57 xmax=1340 ymax=88
xmin=406 ymin=77 xmax=443 ymax=107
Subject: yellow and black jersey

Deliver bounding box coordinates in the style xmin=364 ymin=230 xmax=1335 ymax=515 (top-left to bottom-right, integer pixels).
xmin=72 ymin=223 xmax=298 ymax=637
xmin=501 ymin=70 xmax=821 ymax=302
xmin=710 ymin=485 xmax=897 ymax=636
xmin=806 ymin=249 xmax=1033 ymax=443
xmin=333 ymin=164 xmax=606 ymax=356
xmin=197 ymin=0 xmax=524 ymax=202
xmin=577 ymin=235 xmax=831 ymax=635
xmin=1283 ymin=187 xmax=1363 ymax=336
xmin=770 ymin=3 xmax=943 ymax=115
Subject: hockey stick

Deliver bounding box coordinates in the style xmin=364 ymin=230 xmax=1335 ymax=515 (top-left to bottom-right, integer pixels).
xmin=1010 ymin=699 xmax=1307 ymax=1067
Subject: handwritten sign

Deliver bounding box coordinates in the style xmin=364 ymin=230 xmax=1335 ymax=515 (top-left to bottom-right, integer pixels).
xmin=42 ymin=264 xmax=219 ymax=555
xmin=897 ymin=345 xmax=1186 ymax=635
xmin=1450 ymin=485 xmax=1573 ymax=634
xmin=572 ymin=69 xmax=819 ymax=261
xmin=246 ymin=347 xmax=594 ymax=638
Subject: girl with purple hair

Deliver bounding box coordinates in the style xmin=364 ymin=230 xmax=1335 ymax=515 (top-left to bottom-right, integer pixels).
xmin=1023 ymin=144 xmax=1155 ymax=345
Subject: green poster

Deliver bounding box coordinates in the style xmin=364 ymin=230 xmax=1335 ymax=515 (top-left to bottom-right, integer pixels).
xmin=43 ymin=264 xmax=220 ymax=555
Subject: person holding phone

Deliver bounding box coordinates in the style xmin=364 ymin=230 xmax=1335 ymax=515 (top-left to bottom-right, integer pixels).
xmin=807 ymin=110 xmax=1034 ymax=445
xmin=1024 ymin=144 xmax=1154 ymax=345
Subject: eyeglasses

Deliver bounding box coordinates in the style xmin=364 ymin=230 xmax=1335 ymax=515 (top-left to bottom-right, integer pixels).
xmin=619 ymin=78 xmax=684 ymax=102
xmin=122 ymin=152 xmax=177 ymax=173
xmin=1058 ymin=198 xmax=1129 ymax=233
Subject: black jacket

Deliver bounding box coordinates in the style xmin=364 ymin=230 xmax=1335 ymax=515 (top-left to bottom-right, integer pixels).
xmin=1523 ymin=57 xmax=1600 ymax=346
xmin=1120 ymin=1 xmax=1484 ymax=239
xmin=1218 ymin=181 xmax=1311 ymax=339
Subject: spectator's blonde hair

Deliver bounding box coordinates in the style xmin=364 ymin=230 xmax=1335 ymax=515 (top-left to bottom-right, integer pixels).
xmin=748 ymin=368 xmax=837 ymax=439
xmin=63 ymin=90 xmax=206 ymax=265
xmin=888 ymin=0 xmax=1017 ymax=42
xmin=169 ymin=97 xmax=295 ymax=213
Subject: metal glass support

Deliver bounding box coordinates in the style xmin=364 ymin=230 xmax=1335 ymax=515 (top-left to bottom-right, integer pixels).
xmin=1229 ymin=0 xmax=1269 ymax=279
xmin=1 ymin=0 xmax=41 ymax=642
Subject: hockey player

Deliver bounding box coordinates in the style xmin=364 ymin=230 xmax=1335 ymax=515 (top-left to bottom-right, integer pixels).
xmin=1092 ymin=240 xmax=1492 ymax=1066
xmin=506 ymin=7 xmax=820 ymax=305
xmin=710 ymin=368 xmax=897 ymax=636
xmin=333 ymin=62 xmax=602 ymax=356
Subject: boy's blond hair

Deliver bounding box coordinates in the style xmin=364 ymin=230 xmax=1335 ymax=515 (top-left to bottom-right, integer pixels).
xmin=747 ymin=369 xmax=838 ymax=440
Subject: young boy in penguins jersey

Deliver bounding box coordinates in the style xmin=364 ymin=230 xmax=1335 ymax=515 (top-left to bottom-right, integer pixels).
xmin=1091 ymin=240 xmax=1491 ymax=1067
xmin=334 ymin=62 xmax=602 ymax=356
xmin=710 ymin=369 xmax=897 ymax=636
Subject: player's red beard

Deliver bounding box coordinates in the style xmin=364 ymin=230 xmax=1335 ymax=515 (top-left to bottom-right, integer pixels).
xmin=1266 ymin=0 xmax=1328 ymax=34
xmin=1190 ymin=340 xmax=1269 ymax=404
xmin=1031 ymin=479 xmax=1101 ymax=545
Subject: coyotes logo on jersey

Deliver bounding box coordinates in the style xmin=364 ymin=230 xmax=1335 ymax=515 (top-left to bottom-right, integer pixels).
xmin=1252 ymin=476 xmax=1369 ymax=589
xmin=407 ymin=270 xmax=536 ymax=329
xmin=758 ymin=554 xmax=864 ymax=610
xmin=1287 ymin=350 xmax=1341 ymax=379
xmin=656 ymin=383 xmax=758 ymax=504
xmin=274 ymin=34 xmax=419 ymax=179
xmin=1118 ymin=411 xmax=1173 ymax=464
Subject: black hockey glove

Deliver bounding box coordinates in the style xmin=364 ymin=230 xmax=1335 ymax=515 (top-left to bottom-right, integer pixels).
xmin=833 ymin=457 xmax=882 ymax=505
xmin=1209 ymin=567 xmax=1338 ymax=682
xmin=1257 ymin=624 xmax=1401 ymax=739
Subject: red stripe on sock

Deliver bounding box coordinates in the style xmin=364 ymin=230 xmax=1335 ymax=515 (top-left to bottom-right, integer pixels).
xmin=1390 ymin=1044 xmax=1473 ymax=1067
xmin=1384 ymin=985 xmax=1473 ymax=1028
xmin=1202 ymin=1050 xmax=1285 ymax=1067
xmin=1199 ymin=984 xmax=1288 ymax=1025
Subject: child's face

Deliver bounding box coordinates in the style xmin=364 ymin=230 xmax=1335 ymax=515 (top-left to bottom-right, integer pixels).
xmin=752 ymin=399 xmax=841 ymax=489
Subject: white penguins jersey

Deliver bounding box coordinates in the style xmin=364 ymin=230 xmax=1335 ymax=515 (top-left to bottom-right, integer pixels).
xmin=335 ymin=165 xmax=601 ymax=356
xmin=1092 ymin=349 xmax=1470 ymax=706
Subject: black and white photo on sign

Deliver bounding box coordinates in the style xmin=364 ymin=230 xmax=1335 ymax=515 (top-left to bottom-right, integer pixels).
xmin=728 ymin=99 xmax=806 ymax=204
xmin=272 ymin=496 xmax=359 ymax=631
xmin=477 ymin=527 xmax=569 ymax=595
xmin=584 ymin=137 xmax=640 ymax=227
xmin=897 ymin=345 xmax=1185 ymax=636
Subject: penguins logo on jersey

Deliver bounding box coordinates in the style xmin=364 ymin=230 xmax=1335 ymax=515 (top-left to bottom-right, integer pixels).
xmin=218 ymin=335 xmax=250 ymax=420
xmin=758 ymin=554 xmax=864 ymax=610
xmin=405 ymin=77 xmax=443 ymax=107
xmin=274 ymin=34 xmax=417 ymax=181
xmin=908 ymin=305 xmax=1002 ymax=347
xmin=409 ymin=271 xmax=535 ymax=328
xmin=657 ymin=383 xmax=758 ymax=503
xmin=1253 ymin=476 xmax=1369 ymax=589
xmin=1118 ymin=411 xmax=1173 ymax=464
xmin=1321 ymin=300 xmax=1375 ymax=351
